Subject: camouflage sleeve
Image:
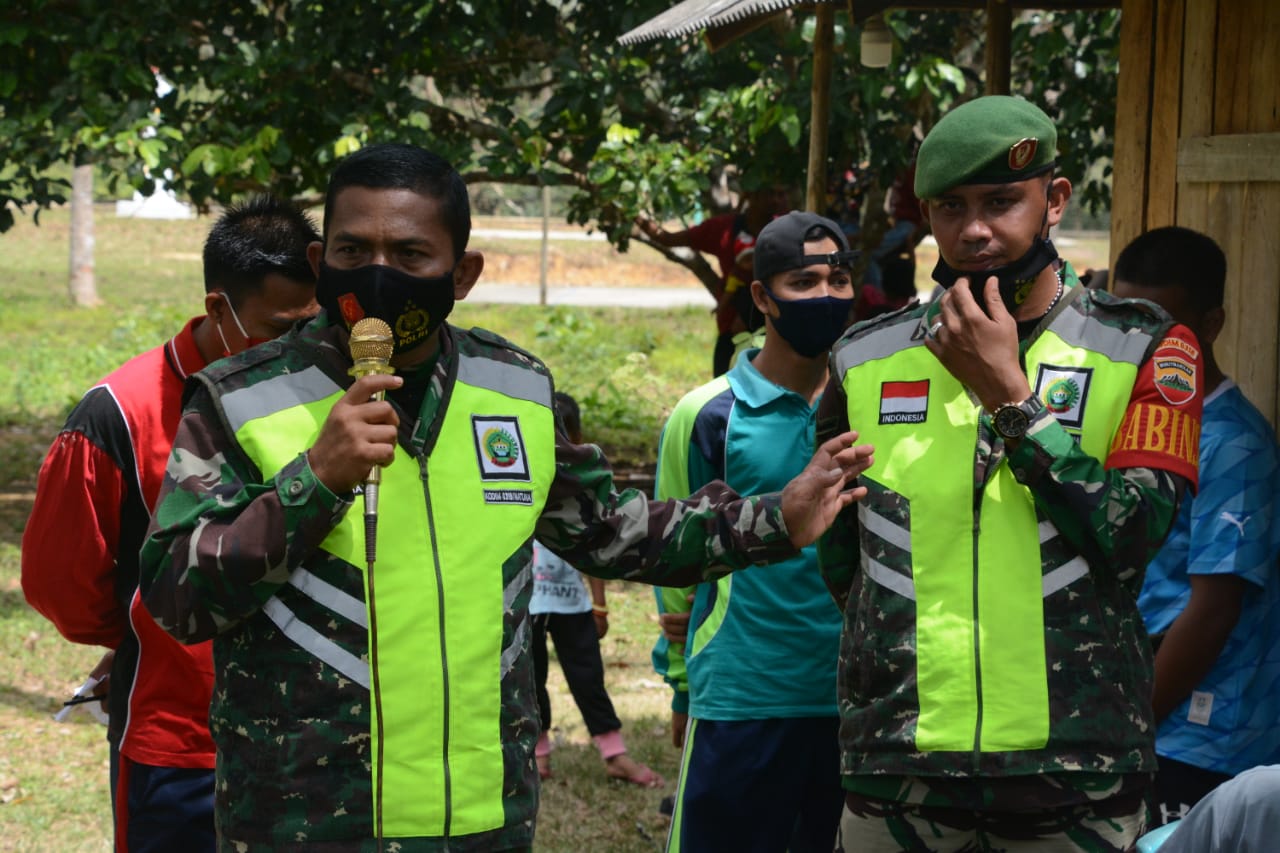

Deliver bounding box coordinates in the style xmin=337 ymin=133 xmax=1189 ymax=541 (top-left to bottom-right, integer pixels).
xmin=1007 ymin=402 xmax=1186 ymax=591
xmin=535 ymin=431 xmax=798 ymax=587
xmin=138 ymin=386 xmax=353 ymax=643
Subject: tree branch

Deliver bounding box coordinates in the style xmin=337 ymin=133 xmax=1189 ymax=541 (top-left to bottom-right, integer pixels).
xmin=631 ymin=236 xmax=721 ymax=297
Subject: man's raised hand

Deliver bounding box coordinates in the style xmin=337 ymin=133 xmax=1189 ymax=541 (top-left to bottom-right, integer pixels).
xmin=781 ymin=431 xmax=874 ymax=548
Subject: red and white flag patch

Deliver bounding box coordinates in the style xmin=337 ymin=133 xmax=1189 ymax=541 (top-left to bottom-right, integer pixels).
xmin=879 ymin=380 xmax=930 ymax=424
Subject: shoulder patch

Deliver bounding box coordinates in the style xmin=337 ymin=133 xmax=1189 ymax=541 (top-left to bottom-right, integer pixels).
xmin=1152 ymin=337 xmax=1199 ymax=406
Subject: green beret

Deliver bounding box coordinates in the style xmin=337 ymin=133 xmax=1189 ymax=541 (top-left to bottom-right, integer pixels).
xmin=914 ymin=96 xmax=1057 ymax=199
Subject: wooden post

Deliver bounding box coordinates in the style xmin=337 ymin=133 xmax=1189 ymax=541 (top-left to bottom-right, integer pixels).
xmin=1111 ymin=0 xmax=1157 ymax=271
xmin=985 ymin=0 xmax=1012 ymax=95
xmin=805 ymin=4 xmax=835 ymax=213
xmin=68 ymin=160 xmax=101 ymax=307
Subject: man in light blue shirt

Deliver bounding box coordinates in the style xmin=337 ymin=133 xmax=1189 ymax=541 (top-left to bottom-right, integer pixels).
xmin=1114 ymin=226 xmax=1280 ymax=824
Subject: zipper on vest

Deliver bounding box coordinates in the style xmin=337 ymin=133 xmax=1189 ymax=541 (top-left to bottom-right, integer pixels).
xmin=970 ymin=420 xmax=985 ymax=771
xmin=422 ymin=464 xmax=455 ymax=838
xmin=368 ymin=537 xmax=387 ymax=845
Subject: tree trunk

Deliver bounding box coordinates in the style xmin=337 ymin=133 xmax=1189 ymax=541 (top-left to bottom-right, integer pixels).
xmin=69 ymin=162 xmax=101 ymax=307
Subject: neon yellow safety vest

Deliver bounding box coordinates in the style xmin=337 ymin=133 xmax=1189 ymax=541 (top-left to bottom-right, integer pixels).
xmin=834 ymin=290 xmax=1156 ymax=758
xmin=220 ymin=348 xmax=555 ymax=840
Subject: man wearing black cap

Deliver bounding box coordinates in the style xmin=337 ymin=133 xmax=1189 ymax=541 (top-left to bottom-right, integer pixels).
xmin=654 ymin=211 xmax=859 ymax=852
xmin=818 ymin=96 xmax=1207 ymax=850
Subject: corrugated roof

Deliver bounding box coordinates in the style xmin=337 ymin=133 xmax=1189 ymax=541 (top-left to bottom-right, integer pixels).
xmin=850 ymin=0 xmax=1116 ymax=16
xmin=617 ymin=0 xmax=840 ymax=45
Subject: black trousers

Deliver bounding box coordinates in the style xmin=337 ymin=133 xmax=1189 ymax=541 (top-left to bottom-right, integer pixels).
xmin=532 ymin=611 xmax=621 ymax=736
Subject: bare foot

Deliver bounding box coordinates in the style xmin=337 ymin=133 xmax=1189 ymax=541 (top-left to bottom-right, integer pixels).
xmin=604 ymin=753 xmax=664 ymax=788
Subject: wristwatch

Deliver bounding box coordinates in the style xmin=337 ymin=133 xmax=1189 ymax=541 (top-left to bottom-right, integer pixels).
xmin=990 ymin=396 xmax=1040 ymax=441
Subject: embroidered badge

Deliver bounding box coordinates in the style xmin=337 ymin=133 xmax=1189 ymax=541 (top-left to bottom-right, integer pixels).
xmin=879 ymin=380 xmax=929 ymax=425
xmin=1109 ymin=403 xmax=1201 ymax=468
xmin=338 ymin=293 xmax=365 ymax=325
xmin=394 ymin=300 xmax=431 ymax=350
xmin=1152 ymin=337 xmax=1199 ymax=406
xmin=472 ymin=416 xmax=531 ymax=481
xmin=1008 ymin=137 xmax=1038 ymax=171
xmin=1034 ymin=364 xmax=1093 ymax=429
xmin=483 ymin=488 xmax=534 ymax=506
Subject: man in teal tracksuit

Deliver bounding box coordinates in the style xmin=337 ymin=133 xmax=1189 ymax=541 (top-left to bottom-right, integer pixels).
xmin=654 ymin=211 xmax=858 ymax=852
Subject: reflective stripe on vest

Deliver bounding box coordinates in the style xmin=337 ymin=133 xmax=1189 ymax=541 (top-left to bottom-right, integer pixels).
xmin=227 ymin=350 xmax=555 ymax=839
xmin=838 ymin=296 xmax=1151 ymax=754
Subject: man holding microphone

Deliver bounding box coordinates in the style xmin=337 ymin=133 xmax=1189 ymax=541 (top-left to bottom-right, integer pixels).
xmin=140 ymin=143 xmax=873 ymax=852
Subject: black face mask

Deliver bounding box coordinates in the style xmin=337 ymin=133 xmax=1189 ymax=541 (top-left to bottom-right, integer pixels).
xmin=931 ymin=237 xmax=1060 ymax=314
xmin=317 ymin=262 xmax=455 ymax=355
xmin=761 ymin=286 xmax=855 ymax=358
xmin=931 ymin=183 xmax=1059 ymax=314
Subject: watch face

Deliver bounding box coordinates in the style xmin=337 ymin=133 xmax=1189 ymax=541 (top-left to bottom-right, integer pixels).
xmin=994 ymin=404 xmax=1030 ymax=439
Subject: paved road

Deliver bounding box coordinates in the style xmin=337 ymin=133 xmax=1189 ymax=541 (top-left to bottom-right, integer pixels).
xmin=472 ymin=226 xmax=607 ymax=242
xmin=465 ymin=282 xmax=714 ymax=308
xmin=470 ymin=225 xmax=713 ymax=307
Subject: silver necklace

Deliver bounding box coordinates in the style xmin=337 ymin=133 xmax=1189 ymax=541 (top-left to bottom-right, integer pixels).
xmin=1041 ymin=268 xmax=1065 ymax=317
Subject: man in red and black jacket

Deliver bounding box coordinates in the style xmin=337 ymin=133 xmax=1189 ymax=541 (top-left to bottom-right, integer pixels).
xmin=639 ymin=183 xmax=792 ymax=376
xmin=22 ymin=196 xmax=319 ymax=853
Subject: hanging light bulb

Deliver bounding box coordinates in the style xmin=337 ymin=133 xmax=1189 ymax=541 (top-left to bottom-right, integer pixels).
xmin=861 ymin=15 xmax=892 ymax=68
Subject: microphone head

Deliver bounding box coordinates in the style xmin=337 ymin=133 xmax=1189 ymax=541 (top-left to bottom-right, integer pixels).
xmin=349 ymin=317 xmax=393 ymax=365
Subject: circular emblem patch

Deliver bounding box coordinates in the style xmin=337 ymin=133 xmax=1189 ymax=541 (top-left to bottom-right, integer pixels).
xmin=484 ymin=427 xmax=520 ymax=467
xmin=1043 ymin=377 xmax=1080 ymax=413
xmin=395 ymin=303 xmax=431 ymax=348
xmin=1008 ymin=137 xmax=1038 ymax=171
xmin=1152 ymin=341 xmax=1198 ymax=406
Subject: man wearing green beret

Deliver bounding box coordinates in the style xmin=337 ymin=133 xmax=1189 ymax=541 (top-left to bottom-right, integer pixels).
xmin=817 ymin=95 xmax=1207 ymax=850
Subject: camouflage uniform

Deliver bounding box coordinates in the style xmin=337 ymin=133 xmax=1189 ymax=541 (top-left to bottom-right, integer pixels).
xmin=140 ymin=318 xmax=797 ymax=853
xmin=816 ymin=266 xmax=1204 ymax=841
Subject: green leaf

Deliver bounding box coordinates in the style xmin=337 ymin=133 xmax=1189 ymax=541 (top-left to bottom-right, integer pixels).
xmin=181 ymin=143 xmax=220 ymax=176
xmin=605 ymin=123 xmax=639 ymax=145
xmin=334 ymin=136 xmax=362 ymax=158
xmin=779 ymin=113 xmax=801 ymax=147
xmin=137 ymin=138 xmax=165 ymax=170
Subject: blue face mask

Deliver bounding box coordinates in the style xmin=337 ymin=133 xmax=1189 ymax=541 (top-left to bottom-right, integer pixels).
xmin=760 ymin=286 xmax=855 ymax=358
